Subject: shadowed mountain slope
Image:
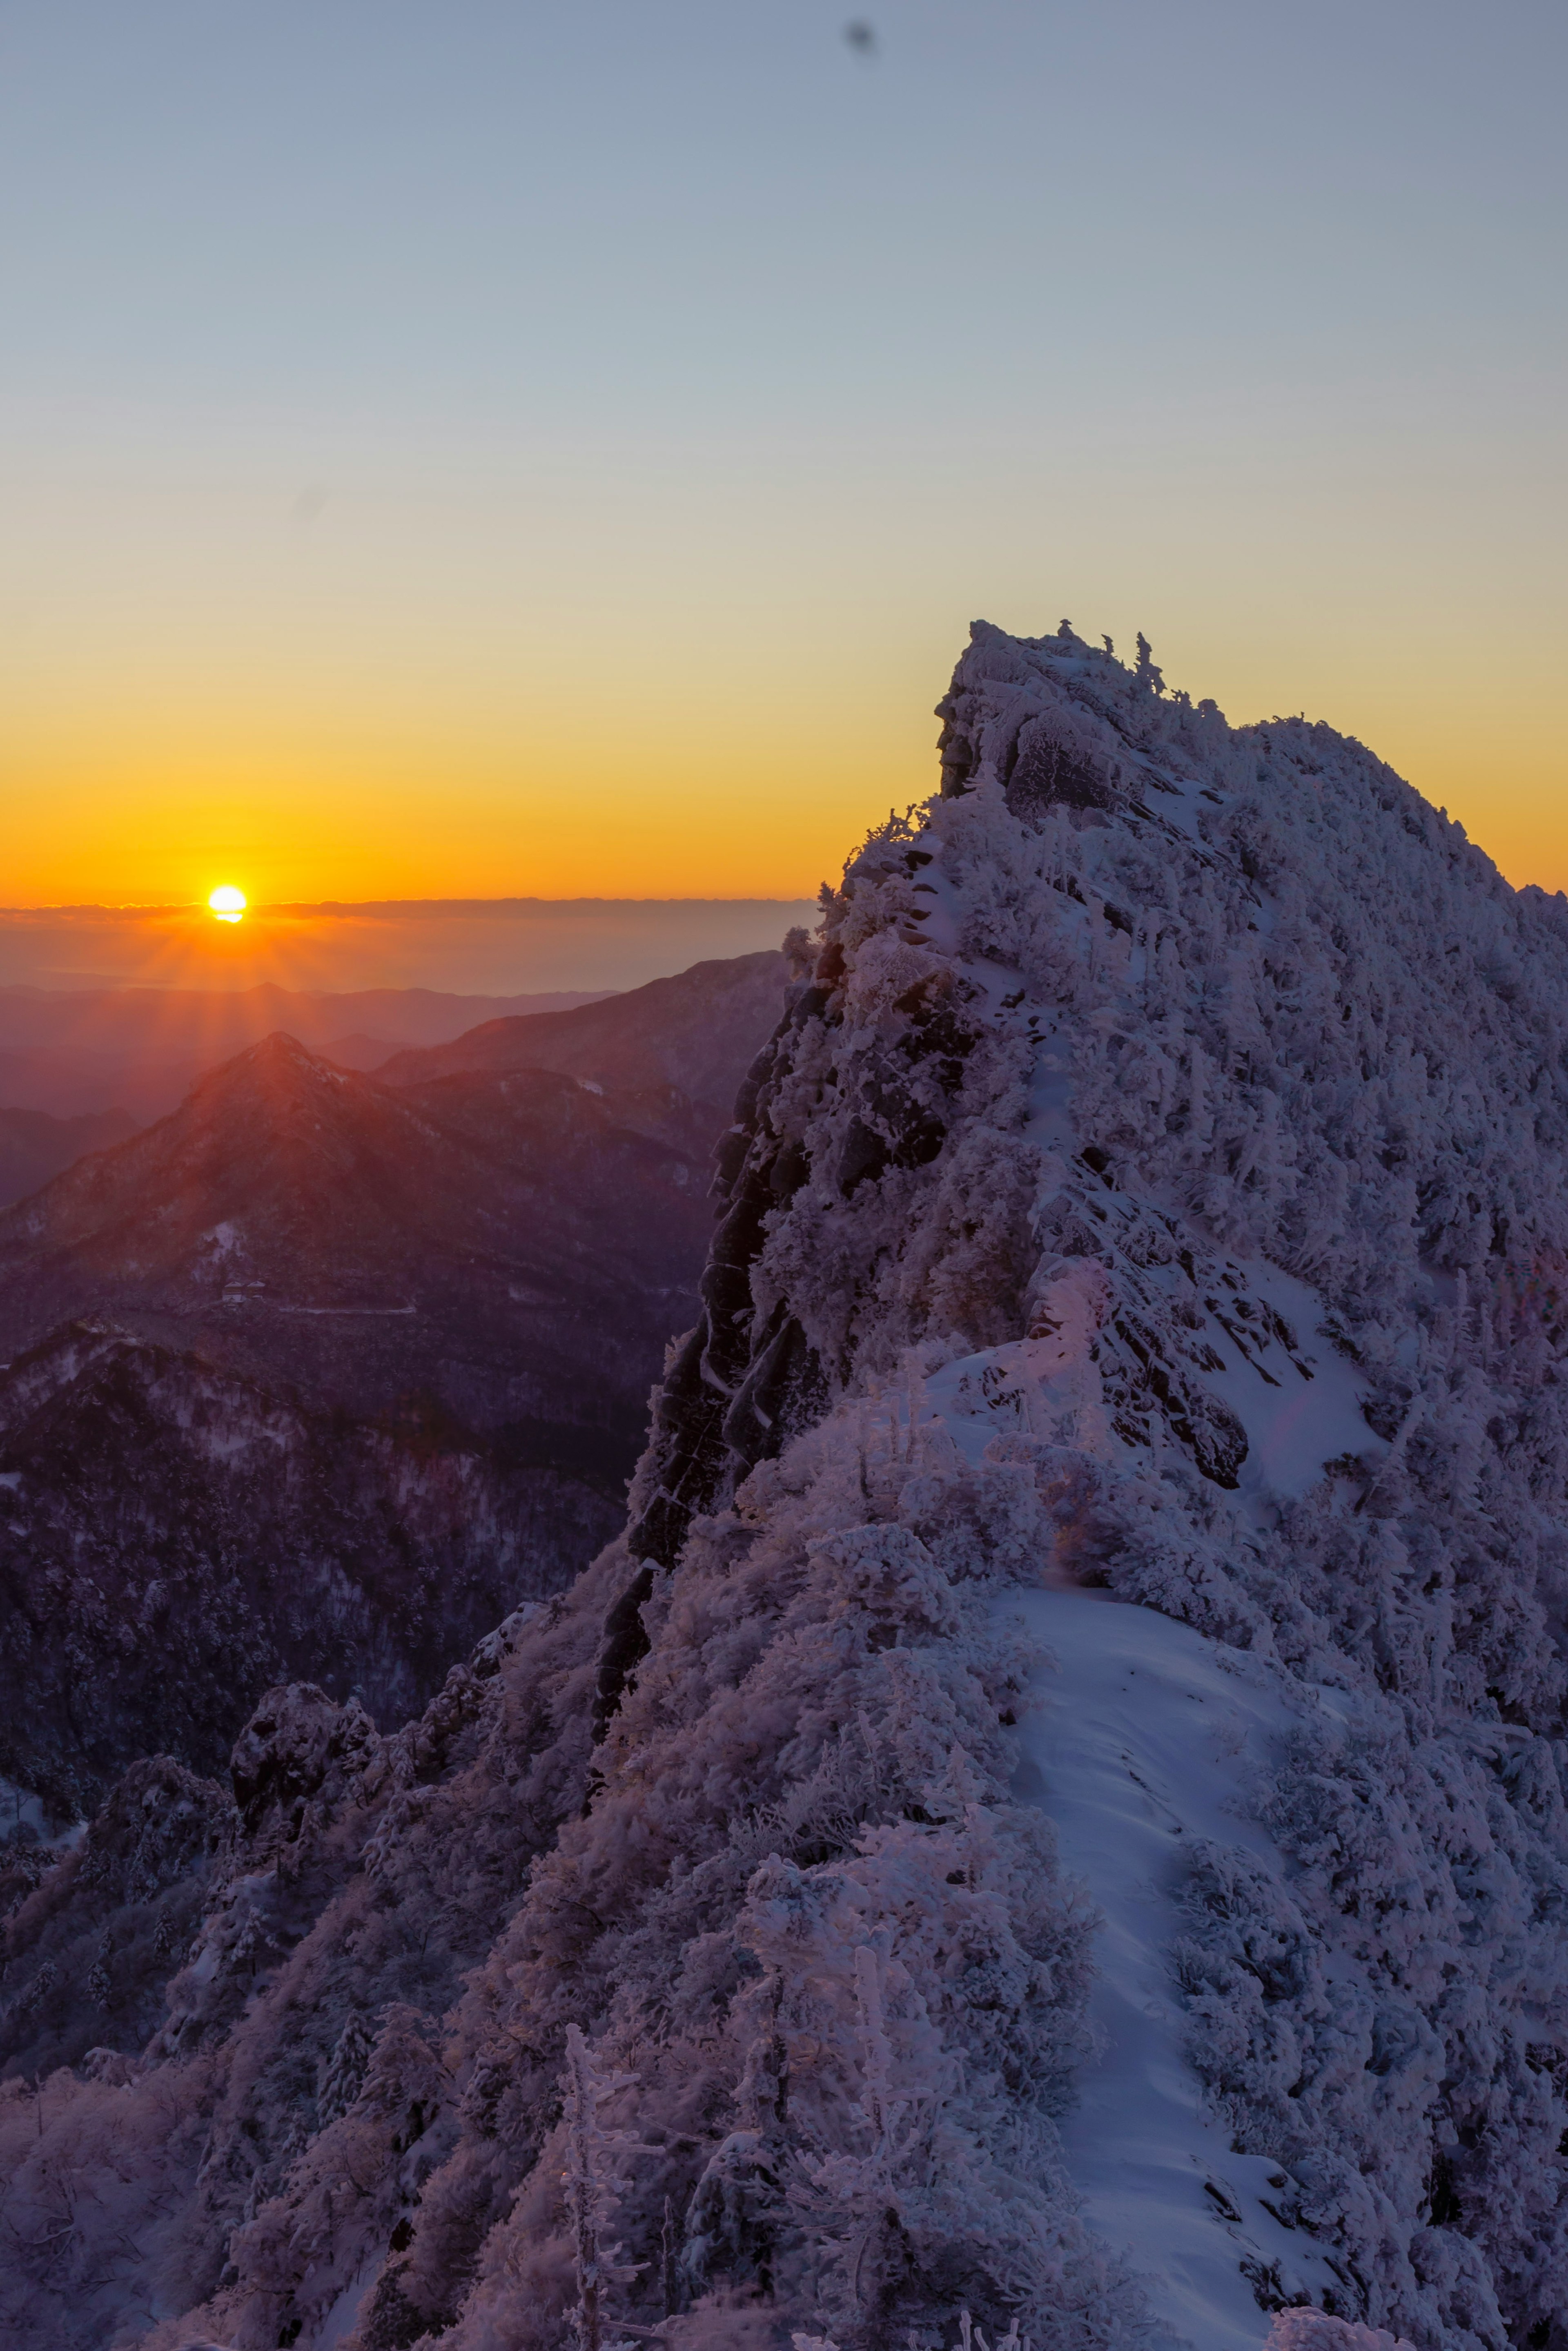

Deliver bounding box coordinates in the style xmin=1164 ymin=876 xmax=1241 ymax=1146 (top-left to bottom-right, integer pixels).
xmin=0 ymin=1103 xmax=138 ymax=1207
xmin=0 ymin=1022 xmax=780 ymax=1818
xmin=0 ymin=1031 xmax=719 ymax=1448
xmin=376 ymin=947 xmax=791 ymax=1122
xmin=0 ymin=957 xmax=792 ymax=1822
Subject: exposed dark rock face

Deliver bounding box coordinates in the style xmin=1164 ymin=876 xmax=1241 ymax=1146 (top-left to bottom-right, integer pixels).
xmin=626 ymin=984 xmax=836 ymax=1571
xmin=625 ymin=932 xmax=987 ymax=1574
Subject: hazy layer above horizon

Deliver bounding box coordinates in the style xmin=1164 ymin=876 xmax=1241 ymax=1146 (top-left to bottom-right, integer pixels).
xmin=0 ymin=899 xmax=815 ymax=997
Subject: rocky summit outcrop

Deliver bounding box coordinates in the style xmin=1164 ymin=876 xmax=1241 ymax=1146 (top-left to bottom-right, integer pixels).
xmin=6 ymin=624 xmax=1568 ymax=2351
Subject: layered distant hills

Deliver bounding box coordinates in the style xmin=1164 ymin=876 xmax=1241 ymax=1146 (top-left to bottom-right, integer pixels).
xmin=0 ymin=978 xmax=611 ymax=1122
xmin=0 ymin=949 xmax=788 ymax=1809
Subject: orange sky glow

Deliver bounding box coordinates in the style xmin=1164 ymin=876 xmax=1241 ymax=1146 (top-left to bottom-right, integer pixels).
xmin=4 ymin=592 xmax=1559 ymax=914
xmin=1 ymin=3 xmax=1561 ymax=923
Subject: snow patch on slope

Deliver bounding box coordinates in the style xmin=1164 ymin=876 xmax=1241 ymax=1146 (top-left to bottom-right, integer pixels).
xmin=1203 ymin=1258 xmax=1371 ymax=1506
xmin=925 ymin=1242 xmax=1372 ymax=1512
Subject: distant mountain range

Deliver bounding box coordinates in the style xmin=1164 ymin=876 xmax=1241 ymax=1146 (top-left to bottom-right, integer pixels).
xmin=0 ymin=949 xmax=788 ymax=1807
xmin=0 ymin=980 xmax=612 ymax=1120
xmin=0 ymin=1032 xmax=713 ymax=1433
xmin=377 ymin=948 xmax=793 ymax=1133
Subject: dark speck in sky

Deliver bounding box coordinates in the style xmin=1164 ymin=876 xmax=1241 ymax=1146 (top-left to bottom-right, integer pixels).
xmin=844 ymin=20 xmax=877 ymax=58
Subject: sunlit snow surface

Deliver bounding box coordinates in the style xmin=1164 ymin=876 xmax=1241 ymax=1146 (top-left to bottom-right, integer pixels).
xmin=1007 ymin=1590 xmax=1344 ymax=2351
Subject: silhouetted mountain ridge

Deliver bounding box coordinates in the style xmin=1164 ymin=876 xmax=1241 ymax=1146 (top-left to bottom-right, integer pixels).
xmin=376 ymin=947 xmax=790 ymax=1115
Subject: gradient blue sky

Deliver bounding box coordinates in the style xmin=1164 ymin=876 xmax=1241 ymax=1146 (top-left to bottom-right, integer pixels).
xmin=2 ymin=0 xmax=1563 ymax=908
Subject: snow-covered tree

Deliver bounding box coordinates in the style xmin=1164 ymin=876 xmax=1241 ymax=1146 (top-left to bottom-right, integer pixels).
xmin=559 ymin=2021 xmax=659 ymax=2351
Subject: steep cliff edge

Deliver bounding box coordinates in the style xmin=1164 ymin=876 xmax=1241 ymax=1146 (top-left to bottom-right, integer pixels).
xmin=5 ymin=622 xmax=1568 ymax=2351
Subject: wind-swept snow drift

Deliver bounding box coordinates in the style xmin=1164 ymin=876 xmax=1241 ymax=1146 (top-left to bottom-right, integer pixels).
xmin=5 ymin=620 xmax=1568 ymax=2351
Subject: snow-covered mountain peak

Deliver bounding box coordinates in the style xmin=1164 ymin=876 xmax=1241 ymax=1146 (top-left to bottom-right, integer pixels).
xmin=613 ymin=620 xmax=1568 ymax=2345
xmin=6 ymin=626 xmax=1568 ymax=2351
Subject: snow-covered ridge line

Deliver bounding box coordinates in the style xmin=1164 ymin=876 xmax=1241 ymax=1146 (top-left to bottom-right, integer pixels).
xmin=5 ymin=618 xmax=1568 ymax=2351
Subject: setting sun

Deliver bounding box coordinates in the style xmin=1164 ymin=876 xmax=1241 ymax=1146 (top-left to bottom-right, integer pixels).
xmin=207 ymin=885 xmax=247 ymax=924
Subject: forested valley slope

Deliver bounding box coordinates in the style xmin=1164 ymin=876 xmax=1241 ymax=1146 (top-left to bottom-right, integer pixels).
xmin=0 ymin=954 xmax=783 ymax=1816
